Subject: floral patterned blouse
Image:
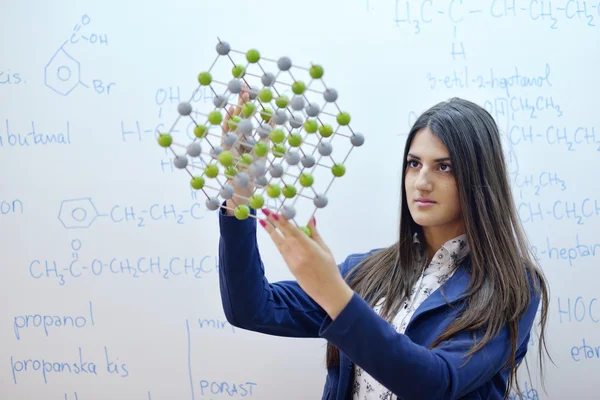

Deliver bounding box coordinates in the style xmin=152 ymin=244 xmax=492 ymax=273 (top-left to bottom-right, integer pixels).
xmin=352 ymin=233 xmax=470 ymax=400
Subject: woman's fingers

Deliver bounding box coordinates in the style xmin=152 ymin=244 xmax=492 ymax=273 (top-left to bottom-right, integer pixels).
xmin=259 ymin=217 xmax=285 ymax=249
xmin=307 ymin=216 xmax=329 ymax=251
xmin=261 ymin=209 xmax=306 ymax=241
xmin=222 ymin=105 xmax=235 ymax=134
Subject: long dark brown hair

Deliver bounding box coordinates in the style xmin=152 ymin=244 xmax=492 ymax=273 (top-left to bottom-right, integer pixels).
xmin=326 ymin=97 xmax=550 ymax=397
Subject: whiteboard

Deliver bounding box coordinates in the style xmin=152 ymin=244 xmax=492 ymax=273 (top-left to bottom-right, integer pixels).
xmin=1 ymin=0 xmax=598 ymax=399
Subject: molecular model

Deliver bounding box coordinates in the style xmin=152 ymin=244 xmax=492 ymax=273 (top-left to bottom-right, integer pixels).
xmin=156 ymin=38 xmax=364 ymax=232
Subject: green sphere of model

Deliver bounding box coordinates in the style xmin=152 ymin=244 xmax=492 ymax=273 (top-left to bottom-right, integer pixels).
xmin=309 ymin=65 xmax=324 ymax=79
xmin=288 ymin=133 xmax=302 ymax=147
xmin=208 ymin=111 xmax=223 ymax=125
xmin=266 ymin=184 xmax=281 ymax=198
xmin=275 ymin=95 xmax=289 ymax=108
xmin=254 ymin=142 xmax=268 ymax=157
xmin=242 ymin=102 xmax=256 ymax=117
xmin=198 ymin=72 xmax=212 ymax=85
xmin=258 ymin=88 xmax=273 ymax=103
xmin=205 ymin=164 xmax=219 ymax=178
xmin=332 ymin=163 xmax=346 ymax=177
xmin=282 ymin=185 xmax=296 ymax=198
xmin=190 ymin=176 xmax=205 ymax=189
xmin=218 ymin=150 xmax=234 ymax=167
xmin=232 ymin=65 xmax=245 ymax=78
xmin=301 ymin=226 xmax=312 ymax=237
xmin=304 ymin=120 xmax=318 ymax=133
xmin=319 ymin=124 xmax=333 ymax=137
xmin=292 ymin=81 xmax=306 ymax=95
xmin=234 ymin=204 xmax=250 ymax=220
xmin=337 ymin=112 xmax=351 ymax=126
xmin=228 ymin=115 xmax=241 ymax=130
xmin=270 ymin=129 xmax=285 ymax=144
xmin=299 ymin=173 xmax=314 ymax=187
xmin=246 ymin=49 xmax=260 ymax=63
xmin=272 ymin=144 xmax=286 ymax=157
xmin=225 ymin=166 xmax=238 ymax=178
xmin=249 ymin=194 xmax=265 ymax=209
xmin=158 ymin=133 xmax=172 ymax=147
xmin=239 ymin=153 xmax=253 ymax=165
xmin=194 ymin=125 xmax=208 ymax=138
xmin=260 ymin=107 xmax=273 ymax=121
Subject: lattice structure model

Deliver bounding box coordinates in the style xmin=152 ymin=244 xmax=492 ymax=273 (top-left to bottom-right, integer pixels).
xmin=156 ymin=38 xmax=364 ymax=233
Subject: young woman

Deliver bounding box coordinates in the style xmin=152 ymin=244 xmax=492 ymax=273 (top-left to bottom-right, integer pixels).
xmin=216 ymin=92 xmax=550 ymax=399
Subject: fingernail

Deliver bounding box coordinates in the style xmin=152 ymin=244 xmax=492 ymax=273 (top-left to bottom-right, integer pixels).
xmin=272 ymin=214 xmax=279 ymax=221
xmin=313 ymin=217 xmax=316 ymax=226
xmin=261 ymin=208 xmax=270 ymax=215
xmin=259 ymin=219 xmax=266 ymax=228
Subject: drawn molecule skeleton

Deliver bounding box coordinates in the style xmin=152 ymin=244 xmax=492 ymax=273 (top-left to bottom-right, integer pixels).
xmin=157 ymin=39 xmax=364 ymax=232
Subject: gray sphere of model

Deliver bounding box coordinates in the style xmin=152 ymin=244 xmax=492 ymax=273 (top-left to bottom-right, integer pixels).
xmin=248 ymin=86 xmax=259 ymax=100
xmin=273 ymin=110 xmax=288 ymax=125
xmin=213 ymin=95 xmax=228 ymax=108
xmin=261 ymin=72 xmax=276 ymax=87
xmin=223 ymin=132 xmax=238 ymax=149
xmin=318 ymin=142 xmax=333 ymax=156
xmin=174 ymin=155 xmax=188 ymax=169
xmin=290 ymin=96 xmax=305 ymax=111
xmin=248 ymin=161 xmax=267 ymax=178
xmin=206 ymin=197 xmax=221 ymax=211
xmin=351 ymin=133 xmax=365 ymax=147
xmin=186 ymin=142 xmax=202 ymax=157
xmin=285 ymin=150 xmax=301 ymax=165
xmin=281 ymin=205 xmax=296 ymax=220
xmin=305 ymin=103 xmax=320 ymax=117
xmin=237 ymin=119 xmax=253 ymax=135
xmin=178 ymin=102 xmax=192 ymax=116
xmin=313 ymin=194 xmax=328 ymax=208
xmin=323 ymin=88 xmax=338 ymax=102
xmin=301 ymin=155 xmax=316 ymax=168
xmin=269 ymin=164 xmax=284 ymax=178
xmin=255 ymin=176 xmax=268 ymax=187
xmin=210 ymin=145 xmax=223 ymax=159
xmin=233 ymin=172 xmax=250 ymax=189
xmin=216 ymin=42 xmax=230 ymax=55
xmin=245 ymin=136 xmax=257 ymax=148
xmin=257 ymin=124 xmax=272 ymax=139
xmin=277 ymin=56 xmax=292 ymax=71
xmin=228 ymin=79 xmax=242 ymax=94
xmin=289 ymin=115 xmax=303 ymax=129
xmin=219 ymin=185 xmax=235 ymax=200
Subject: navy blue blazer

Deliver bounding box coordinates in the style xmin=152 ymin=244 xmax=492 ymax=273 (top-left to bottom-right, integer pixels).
xmin=217 ymin=207 xmax=540 ymax=399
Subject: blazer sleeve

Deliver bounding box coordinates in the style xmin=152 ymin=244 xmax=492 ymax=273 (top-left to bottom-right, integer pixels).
xmin=318 ymin=286 xmax=541 ymax=399
xmin=218 ymin=205 xmax=338 ymax=337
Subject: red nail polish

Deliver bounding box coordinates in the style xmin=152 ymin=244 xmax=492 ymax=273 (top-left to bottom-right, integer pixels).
xmin=259 ymin=219 xmax=266 ymax=227
xmin=313 ymin=217 xmax=316 ymax=226
xmin=272 ymin=214 xmax=279 ymax=220
xmin=261 ymin=208 xmax=270 ymax=215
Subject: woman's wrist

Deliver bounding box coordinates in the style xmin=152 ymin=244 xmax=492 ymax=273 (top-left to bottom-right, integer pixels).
xmin=319 ymin=279 xmax=354 ymax=320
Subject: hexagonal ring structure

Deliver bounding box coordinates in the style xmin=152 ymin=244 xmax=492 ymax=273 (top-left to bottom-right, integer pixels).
xmin=58 ymin=198 xmax=99 ymax=229
xmin=45 ymin=45 xmax=82 ymax=96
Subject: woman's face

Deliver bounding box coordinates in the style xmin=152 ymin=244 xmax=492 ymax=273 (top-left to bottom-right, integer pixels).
xmin=404 ymin=127 xmax=464 ymax=237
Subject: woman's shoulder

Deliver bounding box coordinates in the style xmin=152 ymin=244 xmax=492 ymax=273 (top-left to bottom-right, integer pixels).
xmin=339 ymin=247 xmax=387 ymax=277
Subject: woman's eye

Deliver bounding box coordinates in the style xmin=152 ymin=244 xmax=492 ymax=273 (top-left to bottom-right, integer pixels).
xmin=440 ymin=164 xmax=452 ymax=172
xmin=408 ymin=160 xmax=419 ymax=168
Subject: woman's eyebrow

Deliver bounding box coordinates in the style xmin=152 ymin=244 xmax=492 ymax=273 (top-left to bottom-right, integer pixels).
xmin=407 ymin=153 xmax=451 ymax=162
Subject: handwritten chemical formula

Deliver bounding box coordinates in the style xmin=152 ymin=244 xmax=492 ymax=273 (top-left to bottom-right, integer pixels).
xmin=394 ymin=0 xmax=599 ymax=34
xmin=29 ymin=239 xmax=219 ymax=286
xmin=518 ymin=197 xmax=600 ymax=225
xmin=45 ymin=14 xmax=115 ymax=96
xmin=57 ymin=197 xmax=209 ymax=229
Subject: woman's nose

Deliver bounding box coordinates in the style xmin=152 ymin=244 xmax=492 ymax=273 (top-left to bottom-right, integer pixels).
xmin=415 ymin=169 xmax=433 ymax=191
